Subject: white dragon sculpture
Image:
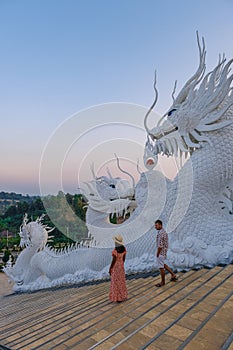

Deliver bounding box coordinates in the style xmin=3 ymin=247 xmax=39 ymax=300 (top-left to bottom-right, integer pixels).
xmin=4 ymin=34 xmax=233 ymax=291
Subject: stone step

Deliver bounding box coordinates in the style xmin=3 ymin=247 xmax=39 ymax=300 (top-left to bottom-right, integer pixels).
xmin=0 ymin=264 xmax=232 ymax=350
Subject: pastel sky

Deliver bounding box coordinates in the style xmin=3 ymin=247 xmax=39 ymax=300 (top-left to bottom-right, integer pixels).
xmin=1 ymin=0 xmax=233 ymax=195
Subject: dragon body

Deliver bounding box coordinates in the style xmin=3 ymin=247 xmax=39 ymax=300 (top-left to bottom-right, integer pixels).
xmin=4 ymin=35 xmax=233 ymax=291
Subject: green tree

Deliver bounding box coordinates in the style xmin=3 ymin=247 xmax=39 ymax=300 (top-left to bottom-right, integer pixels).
xmin=17 ymin=201 xmax=29 ymax=214
xmin=2 ymin=249 xmax=10 ymax=263
xmin=0 ymin=192 xmax=89 ymax=248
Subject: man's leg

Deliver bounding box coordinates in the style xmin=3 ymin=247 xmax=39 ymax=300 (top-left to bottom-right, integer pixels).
xmin=156 ymin=256 xmax=166 ymax=287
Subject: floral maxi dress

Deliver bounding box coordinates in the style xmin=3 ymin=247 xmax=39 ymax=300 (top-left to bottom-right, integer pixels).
xmin=109 ymin=249 xmax=128 ymax=302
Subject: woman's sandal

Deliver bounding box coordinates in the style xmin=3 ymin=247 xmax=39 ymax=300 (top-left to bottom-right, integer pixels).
xmin=170 ymin=276 xmax=178 ymax=282
xmin=155 ymin=283 xmax=164 ymax=287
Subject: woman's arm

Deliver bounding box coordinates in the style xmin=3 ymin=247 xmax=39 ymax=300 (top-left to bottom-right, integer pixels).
xmin=109 ymin=255 xmax=116 ymax=275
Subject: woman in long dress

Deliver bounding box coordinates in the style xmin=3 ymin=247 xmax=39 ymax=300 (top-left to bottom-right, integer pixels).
xmin=109 ymin=235 xmax=128 ymax=302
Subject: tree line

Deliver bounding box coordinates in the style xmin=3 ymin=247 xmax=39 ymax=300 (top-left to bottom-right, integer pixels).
xmin=0 ymin=192 xmax=88 ymax=251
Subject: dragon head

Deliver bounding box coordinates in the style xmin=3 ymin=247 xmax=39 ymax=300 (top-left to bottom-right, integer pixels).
xmin=81 ymin=159 xmax=136 ymax=220
xmin=144 ymin=33 xmax=233 ymax=163
xmin=19 ymin=214 xmax=53 ymax=251
xmin=81 ymin=175 xmax=136 ymax=217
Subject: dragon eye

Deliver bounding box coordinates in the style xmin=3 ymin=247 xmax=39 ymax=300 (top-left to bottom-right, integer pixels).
xmin=168 ymin=108 xmax=177 ymax=117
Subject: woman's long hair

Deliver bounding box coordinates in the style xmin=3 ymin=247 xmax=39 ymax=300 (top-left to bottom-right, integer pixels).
xmin=115 ymin=245 xmax=126 ymax=253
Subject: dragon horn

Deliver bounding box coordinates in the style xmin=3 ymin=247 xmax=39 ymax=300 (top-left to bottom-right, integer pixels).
xmin=90 ymin=163 xmax=96 ymax=180
xmin=174 ymin=31 xmax=206 ymax=105
xmin=144 ymin=70 xmax=158 ymax=135
xmin=106 ymin=167 xmax=113 ymax=179
xmin=136 ymin=159 xmax=142 ymax=175
xmin=114 ymin=154 xmax=135 ymax=188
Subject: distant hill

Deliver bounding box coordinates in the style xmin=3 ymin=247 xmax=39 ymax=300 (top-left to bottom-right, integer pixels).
xmin=0 ymin=192 xmax=39 ymax=215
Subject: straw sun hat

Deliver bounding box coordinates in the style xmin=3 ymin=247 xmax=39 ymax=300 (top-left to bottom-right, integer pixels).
xmin=113 ymin=234 xmax=124 ymax=245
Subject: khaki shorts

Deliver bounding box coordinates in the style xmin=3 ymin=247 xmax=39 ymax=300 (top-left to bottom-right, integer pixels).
xmin=156 ymin=255 xmax=167 ymax=269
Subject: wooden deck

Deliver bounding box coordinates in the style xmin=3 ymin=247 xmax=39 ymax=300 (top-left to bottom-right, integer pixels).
xmin=0 ymin=264 xmax=233 ymax=349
